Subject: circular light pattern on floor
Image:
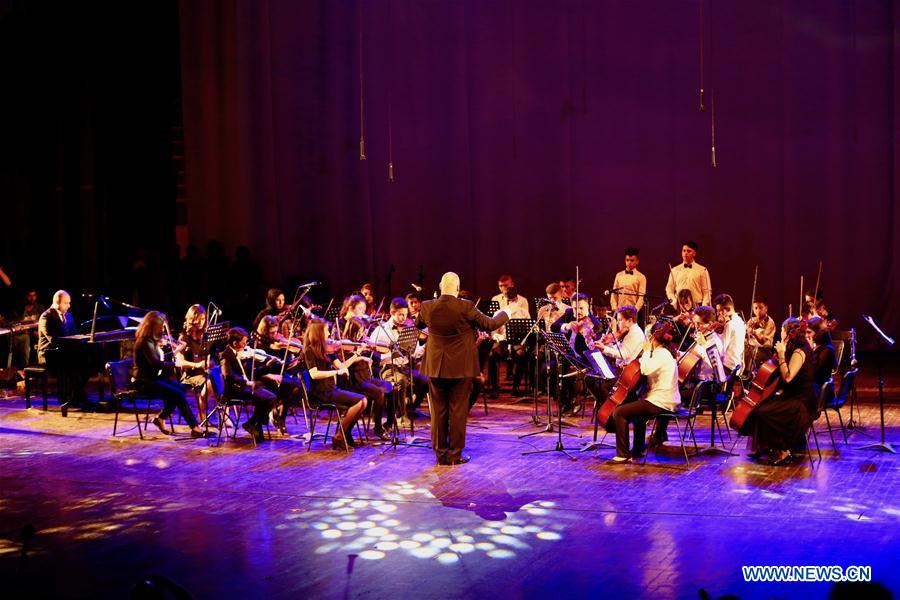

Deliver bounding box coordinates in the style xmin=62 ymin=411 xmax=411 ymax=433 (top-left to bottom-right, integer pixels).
xmin=436 ymin=552 xmax=459 ymax=564
xmin=536 ymin=531 xmax=561 ymax=541
xmin=321 ymin=529 xmax=342 ymax=539
xmin=359 ymin=550 xmax=385 ymax=560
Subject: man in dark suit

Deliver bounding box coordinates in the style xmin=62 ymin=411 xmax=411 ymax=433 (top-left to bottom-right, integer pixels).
xmin=37 ymin=290 xmax=88 ymax=409
xmin=416 ymin=272 xmax=511 ymax=465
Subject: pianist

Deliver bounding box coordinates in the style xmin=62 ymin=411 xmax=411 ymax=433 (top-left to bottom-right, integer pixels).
xmin=37 ymin=290 xmax=90 ymax=410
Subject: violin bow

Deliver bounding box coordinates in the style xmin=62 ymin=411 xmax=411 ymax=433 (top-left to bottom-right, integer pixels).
xmin=812 ymin=260 xmax=823 ymax=310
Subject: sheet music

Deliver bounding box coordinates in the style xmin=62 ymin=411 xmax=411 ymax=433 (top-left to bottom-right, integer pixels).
xmin=585 ymin=350 xmax=615 ymax=380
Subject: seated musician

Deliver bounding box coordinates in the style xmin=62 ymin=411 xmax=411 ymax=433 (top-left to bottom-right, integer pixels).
xmin=536 ymin=283 xmax=567 ymax=331
xmin=746 ymin=297 xmax=775 ymax=370
xmin=713 ymin=293 xmax=746 ymax=375
xmin=302 ymin=318 xmax=368 ymax=450
xmin=37 ymin=290 xmax=89 ymax=410
xmin=574 ymin=304 xmax=645 ymax=418
xmin=593 ymin=302 xmax=613 ymax=337
xmin=11 ymin=289 xmax=44 ymax=368
xmin=368 ymin=298 xmax=429 ymax=426
xmin=405 ymin=291 xmax=422 ymax=321
xmin=132 ymin=311 xmax=205 ymax=437
xmin=814 ymin=300 xmax=838 ymax=330
xmin=656 ymin=289 xmax=697 ymax=352
xmin=486 ymin=276 xmax=531 ymax=397
xmin=254 ymin=316 xmax=305 ymax=435
xmin=177 ymin=304 xmax=210 ymax=418
xmin=220 ymin=327 xmax=278 ymax=443
xmin=360 ymin=283 xmax=378 ymax=316
xmin=341 ymin=294 xmax=393 ymax=441
xmin=739 ymin=318 xmax=816 ymax=466
xmin=252 ymin=288 xmax=286 ymax=331
xmin=807 ymin=316 xmax=836 ymax=391
xmin=609 ymin=321 xmax=681 ymax=463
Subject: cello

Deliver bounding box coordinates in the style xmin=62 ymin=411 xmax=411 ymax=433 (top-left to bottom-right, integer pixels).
xmin=597 ymin=350 xmax=645 ymax=431
xmin=729 ymin=358 xmax=780 ymax=430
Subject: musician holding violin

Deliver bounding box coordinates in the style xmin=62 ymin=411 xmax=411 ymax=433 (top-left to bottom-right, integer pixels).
xmin=252 ymin=288 xmax=286 ymax=331
xmin=132 ymin=311 xmax=206 ymax=437
xmin=746 ymin=298 xmax=776 ymax=370
xmin=177 ymin=304 xmax=211 ymax=418
xmin=302 ymin=318 xmax=368 ymax=450
xmin=220 ymin=327 xmax=278 ymax=443
xmin=609 ymin=321 xmax=681 ymax=463
xmin=254 ymin=316 xmax=306 ymax=435
xmin=713 ymin=293 xmax=746 ymax=375
xmin=738 ymin=317 xmax=816 ymax=466
xmin=340 ymin=295 xmax=393 ymax=441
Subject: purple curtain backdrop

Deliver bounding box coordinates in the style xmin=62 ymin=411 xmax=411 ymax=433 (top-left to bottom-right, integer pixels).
xmin=179 ymin=0 xmax=899 ymax=342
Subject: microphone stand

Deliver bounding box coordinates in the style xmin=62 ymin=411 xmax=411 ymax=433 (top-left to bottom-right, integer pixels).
xmin=858 ymin=315 xmax=896 ymax=454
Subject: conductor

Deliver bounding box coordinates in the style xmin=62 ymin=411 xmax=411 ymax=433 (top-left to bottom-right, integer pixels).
xmin=416 ymin=272 xmax=511 ymax=465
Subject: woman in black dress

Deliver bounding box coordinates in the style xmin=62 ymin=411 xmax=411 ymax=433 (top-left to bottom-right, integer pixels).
xmin=302 ymin=319 xmax=368 ymax=450
xmin=741 ymin=317 xmax=816 ymax=465
xmin=807 ymin=316 xmax=836 ymax=390
xmin=132 ymin=311 xmax=205 ymax=437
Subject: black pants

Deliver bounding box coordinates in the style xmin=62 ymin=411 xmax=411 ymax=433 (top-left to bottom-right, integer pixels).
xmin=136 ymin=379 xmax=199 ymax=428
xmin=355 ymin=378 xmax=391 ymax=433
xmin=429 ymin=377 xmax=473 ymax=463
xmin=611 ymin=398 xmax=663 ymax=459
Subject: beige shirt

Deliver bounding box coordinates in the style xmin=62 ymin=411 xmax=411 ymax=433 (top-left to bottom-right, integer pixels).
xmin=491 ymin=293 xmax=530 ymax=341
xmin=747 ymin=315 xmax=775 ymax=348
xmin=611 ymin=269 xmax=647 ymax=311
xmin=666 ymin=262 xmax=712 ymax=306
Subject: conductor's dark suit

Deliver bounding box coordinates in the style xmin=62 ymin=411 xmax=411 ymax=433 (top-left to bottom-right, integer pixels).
xmin=416 ymin=295 xmax=508 ymax=463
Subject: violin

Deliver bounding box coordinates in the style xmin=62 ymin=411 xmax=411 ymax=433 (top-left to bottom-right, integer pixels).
xmin=271 ymin=333 xmax=303 ymax=353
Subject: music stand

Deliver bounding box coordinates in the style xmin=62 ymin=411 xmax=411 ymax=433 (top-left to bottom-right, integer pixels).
xmin=858 ymin=315 xmax=896 ymax=454
xmin=504 ymin=318 xmax=536 ymax=406
xmin=197 ymin=321 xmax=230 ymax=431
xmin=521 ymin=331 xmax=585 ymax=460
xmin=479 ymin=300 xmax=500 ymax=316
xmin=578 ymin=349 xmax=617 ymax=452
xmin=323 ymin=306 xmax=341 ymax=325
xmin=383 ymin=325 xmax=431 ymax=452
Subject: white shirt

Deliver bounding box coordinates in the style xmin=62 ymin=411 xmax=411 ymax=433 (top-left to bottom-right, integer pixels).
xmin=369 ymin=320 xmax=424 ymax=366
xmin=640 ymin=347 xmax=681 ymax=412
xmin=611 ymin=269 xmax=647 ymax=311
xmin=666 ymin=262 xmax=712 ymax=306
xmin=600 ymin=322 xmax=645 ymax=367
xmin=491 ymin=293 xmax=530 ymax=341
xmin=721 ymin=314 xmax=746 ymax=372
xmin=747 ymin=315 xmax=775 ymax=348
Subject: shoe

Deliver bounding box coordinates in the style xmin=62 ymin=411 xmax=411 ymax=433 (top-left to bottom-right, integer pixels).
xmin=769 ymin=451 xmax=792 ymax=467
xmin=241 ymin=421 xmax=258 ymax=439
xmin=345 ymin=433 xmax=358 ymax=447
xmin=632 ymin=449 xmax=646 ymax=459
xmin=331 ymin=436 xmax=349 ymax=451
xmin=373 ymin=430 xmax=391 ymax=442
xmin=511 ymin=388 xmax=525 ymax=397
xmin=447 ymin=455 xmax=471 ymax=465
xmin=152 ymin=417 xmax=172 ymax=436
xmin=608 ymin=455 xmax=631 ymax=464
xmin=190 ymin=429 xmax=208 ymax=439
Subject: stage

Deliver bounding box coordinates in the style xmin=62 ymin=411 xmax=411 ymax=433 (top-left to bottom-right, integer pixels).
xmin=2 ymin=380 xmax=899 ymax=599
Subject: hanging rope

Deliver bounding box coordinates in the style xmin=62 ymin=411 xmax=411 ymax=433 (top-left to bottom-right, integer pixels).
xmin=709 ymin=0 xmax=717 ymax=168
xmin=698 ymin=0 xmax=705 ymax=112
xmin=358 ymin=1 xmax=367 ymax=161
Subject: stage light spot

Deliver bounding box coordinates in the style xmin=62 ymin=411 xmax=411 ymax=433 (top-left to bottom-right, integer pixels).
xmin=475 ymin=527 xmax=498 ymax=536
xmin=538 ymin=501 xmax=556 ymax=508
xmin=487 ymin=549 xmax=515 ymax=559
xmin=475 ymin=542 xmax=495 ymax=551
xmin=436 ymin=552 xmax=459 ymax=564
xmin=831 ymin=506 xmax=852 ymax=512
xmin=412 ymin=533 xmax=434 ymax=542
xmin=329 ymin=500 xmax=348 ymax=508
xmin=500 ymin=525 xmax=524 ymax=535
xmin=370 ymin=500 xmax=385 ymax=506
xmin=398 ymin=489 xmax=416 ymax=495
xmin=399 ymin=540 xmax=421 ymax=550
xmin=536 ymin=531 xmax=561 ymax=541
xmin=411 ymin=546 xmax=439 ymax=559
xmin=383 ymin=519 xmax=400 ymax=527
xmin=457 ymin=535 xmax=474 ymax=543
xmin=527 ymin=508 xmax=548 ymax=516
xmin=523 ymin=525 xmax=540 ymax=533
xmin=375 ymin=504 xmax=397 ymax=514
xmin=448 ymin=543 xmax=475 ymax=554
xmin=603 ymin=514 xmax=616 ymax=527
xmin=124 ymin=459 xmax=140 ymax=466
xmin=360 ymin=550 xmax=385 ymax=560
xmin=365 ymin=527 xmax=389 ymax=537
xmin=491 ymin=535 xmax=528 ymax=549
xmin=315 ymin=543 xmax=340 ymax=554
xmin=380 ymin=534 xmax=398 ymax=542
xmin=368 ymin=514 xmax=388 ymax=522
xmin=350 ymin=500 xmax=369 ymax=508
xmin=334 ymin=508 xmax=355 ymax=515
xmin=336 ymin=522 xmax=357 ymax=531
xmin=357 ymin=521 xmax=376 ymax=529
xmin=153 ymin=459 xmax=169 ymax=469
xmin=376 ymin=542 xmax=399 ymax=551
xmin=313 ymin=522 xmax=328 ymax=530
xmin=321 ymin=529 xmax=342 ymax=539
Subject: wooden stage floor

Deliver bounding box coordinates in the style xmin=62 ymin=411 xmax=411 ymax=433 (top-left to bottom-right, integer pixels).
xmin=1 ymin=384 xmax=899 ymax=599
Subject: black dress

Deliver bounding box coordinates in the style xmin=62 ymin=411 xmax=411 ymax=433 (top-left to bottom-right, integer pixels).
xmin=742 ymin=346 xmax=815 ymax=452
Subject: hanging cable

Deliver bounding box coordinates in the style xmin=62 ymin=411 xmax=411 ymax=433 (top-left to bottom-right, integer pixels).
xmin=359 ymin=1 xmax=367 ymax=161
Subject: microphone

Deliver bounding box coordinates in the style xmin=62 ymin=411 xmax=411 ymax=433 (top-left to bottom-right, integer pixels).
xmin=298 ymin=281 xmax=320 ymax=288
xmin=603 ymin=288 xmax=623 ymax=296
xmin=410 ymin=283 xmax=423 ymax=292
xmin=99 ymin=295 xmax=110 ymax=309
xmin=209 ymin=301 xmax=223 ymax=316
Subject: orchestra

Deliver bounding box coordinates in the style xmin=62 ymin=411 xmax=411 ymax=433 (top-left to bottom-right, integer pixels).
xmin=5 ymin=242 xmax=858 ymax=470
